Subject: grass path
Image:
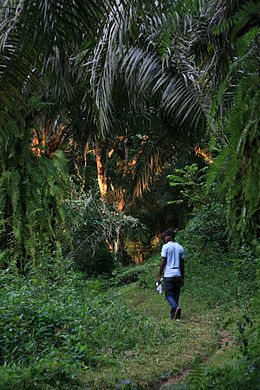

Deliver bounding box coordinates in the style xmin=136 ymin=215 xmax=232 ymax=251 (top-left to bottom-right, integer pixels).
xmin=1 ymin=248 xmax=257 ymax=390
xmin=1 ymin=254 xmax=247 ymax=390
xmin=82 ymin=278 xmax=238 ymax=389
xmin=159 ymin=330 xmax=235 ymax=389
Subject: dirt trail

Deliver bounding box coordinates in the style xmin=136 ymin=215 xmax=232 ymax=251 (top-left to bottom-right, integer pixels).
xmin=159 ymin=330 xmax=234 ymax=389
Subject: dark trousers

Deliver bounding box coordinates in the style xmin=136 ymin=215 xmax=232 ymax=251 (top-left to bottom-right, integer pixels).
xmin=164 ymin=277 xmax=181 ymax=319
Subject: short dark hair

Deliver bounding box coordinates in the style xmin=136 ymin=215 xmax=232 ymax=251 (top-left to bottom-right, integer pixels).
xmin=163 ymin=229 xmax=175 ymax=239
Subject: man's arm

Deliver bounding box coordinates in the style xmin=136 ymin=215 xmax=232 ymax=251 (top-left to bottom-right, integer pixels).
xmin=180 ymin=258 xmax=184 ymax=286
xmin=158 ymin=257 xmax=166 ymax=284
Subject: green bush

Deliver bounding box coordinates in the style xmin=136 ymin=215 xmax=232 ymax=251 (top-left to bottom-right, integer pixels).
xmin=112 ymin=266 xmax=141 ymax=286
xmin=111 ymin=256 xmax=159 ymax=288
xmin=0 ymin=362 xmax=81 ymax=390
xmin=178 ymin=201 xmax=228 ymax=261
xmin=73 ymin=240 xmax=115 ymax=276
xmin=186 ymin=352 xmax=260 ymax=390
xmin=0 ymin=268 xmax=177 ymax=389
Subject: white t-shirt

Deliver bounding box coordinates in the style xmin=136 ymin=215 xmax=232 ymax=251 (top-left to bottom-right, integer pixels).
xmin=161 ymin=241 xmax=184 ymax=278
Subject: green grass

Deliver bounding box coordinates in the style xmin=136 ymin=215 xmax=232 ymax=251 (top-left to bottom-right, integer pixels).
xmin=0 ymin=252 xmax=258 ymax=389
xmin=84 ymin=291 xmax=219 ymax=389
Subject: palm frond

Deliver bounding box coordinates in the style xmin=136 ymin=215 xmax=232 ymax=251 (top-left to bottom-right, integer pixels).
xmin=0 ymin=0 xmax=134 ymax=121
xmin=131 ymin=132 xmax=171 ymax=199
xmin=79 ymin=2 xmax=207 ymax=136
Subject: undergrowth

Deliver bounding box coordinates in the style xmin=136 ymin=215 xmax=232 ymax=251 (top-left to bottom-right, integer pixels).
xmin=0 ymin=238 xmax=258 ymax=389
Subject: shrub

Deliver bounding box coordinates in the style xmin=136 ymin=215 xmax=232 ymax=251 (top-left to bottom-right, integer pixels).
xmin=179 ymin=201 xmax=228 ymax=259
xmin=0 ymin=363 xmax=81 ymax=390
xmin=72 ymin=241 xmax=115 ymax=276
xmin=0 ymin=267 xmax=177 ymax=388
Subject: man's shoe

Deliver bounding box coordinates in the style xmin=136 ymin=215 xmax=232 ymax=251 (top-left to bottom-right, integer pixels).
xmin=174 ymin=307 xmax=181 ymax=320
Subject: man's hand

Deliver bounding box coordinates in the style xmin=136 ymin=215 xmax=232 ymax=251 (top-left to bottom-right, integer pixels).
xmin=158 ymin=276 xmax=162 ymax=285
xmin=180 ymin=278 xmax=184 ymax=287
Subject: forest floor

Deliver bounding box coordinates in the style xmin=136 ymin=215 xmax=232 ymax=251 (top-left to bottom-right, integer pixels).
xmin=1 ymin=253 xmax=253 ymax=390
xmin=159 ymin=329 xmax=234 ymax=389
xmin=81 ymin=255 xmax=243 ymax=389
xmin=85 ymin=283 xmax=238 ymax=389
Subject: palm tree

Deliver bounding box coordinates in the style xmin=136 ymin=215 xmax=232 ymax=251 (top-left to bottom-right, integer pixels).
xmin=76 ymin=1 xmax=207 ymax=208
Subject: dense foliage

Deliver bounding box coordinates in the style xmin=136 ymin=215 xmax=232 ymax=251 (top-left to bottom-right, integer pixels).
xmin=0 ymin=0 xmax=259 ymax=267
xmin=0 ymin=119 xmax=70 ymax=272
xmin=0 ymin=212 xmax=258 ymax=388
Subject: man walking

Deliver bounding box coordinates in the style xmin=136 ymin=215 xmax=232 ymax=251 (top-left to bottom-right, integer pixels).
xmin=158 ymin=229 xmax=184 ymax=320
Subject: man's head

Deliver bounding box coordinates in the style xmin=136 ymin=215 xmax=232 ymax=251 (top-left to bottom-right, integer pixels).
xmin=162 ymin=229 xmax=175 ymax=243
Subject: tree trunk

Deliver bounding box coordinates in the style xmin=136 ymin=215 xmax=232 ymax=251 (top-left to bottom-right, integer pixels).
xmin=95 ymin=141 xmax=107 ymax=199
